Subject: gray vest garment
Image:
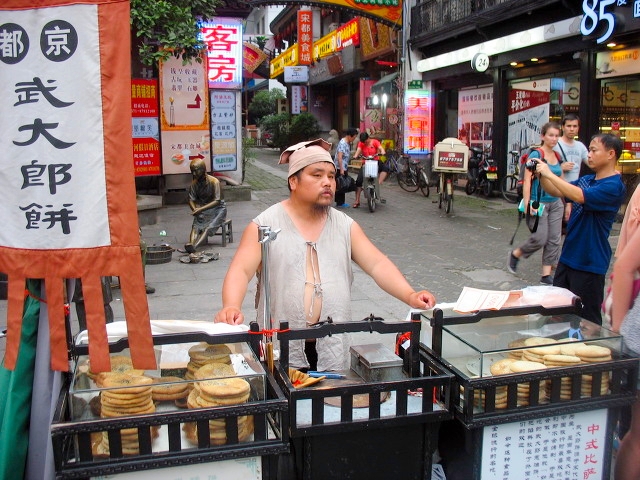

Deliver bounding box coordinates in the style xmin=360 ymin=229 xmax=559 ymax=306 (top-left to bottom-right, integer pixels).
xmin=254 ymin=203 xmax=354 ymax=370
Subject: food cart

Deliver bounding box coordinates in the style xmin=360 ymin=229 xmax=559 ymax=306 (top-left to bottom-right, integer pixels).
xmin=421 ymin=298 xmax=639 ymax=480
xmin=51 ymin=323 xmax=289 ymax=479
xmin=272 ymin=315 xmax=454 ymax=480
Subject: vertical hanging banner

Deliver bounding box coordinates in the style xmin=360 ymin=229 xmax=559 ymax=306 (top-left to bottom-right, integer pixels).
xmin=404 ymin=87 xmax=433 ymax=154
xmin=297 ymin=10 xmax=313 ymax=65
xmin=132 ymin=78 xmax=161 ymax=176
xmin=201 ymin=18 xmax=243 ymax=90
xmin=0 ymin=0 xmax=156 ymax=372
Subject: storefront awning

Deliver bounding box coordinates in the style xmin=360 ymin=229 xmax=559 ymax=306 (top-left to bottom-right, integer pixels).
xmin=371 ymin=72 xmax=399 ymax=96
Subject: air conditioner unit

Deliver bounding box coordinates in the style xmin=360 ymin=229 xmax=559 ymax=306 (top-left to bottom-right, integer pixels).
xmin=328 ymin=23 xmax=339 ymax=31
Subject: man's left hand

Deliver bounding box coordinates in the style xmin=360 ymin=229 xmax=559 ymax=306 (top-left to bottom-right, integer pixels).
xmin=408 ymin=290 xmax=436 ymax=309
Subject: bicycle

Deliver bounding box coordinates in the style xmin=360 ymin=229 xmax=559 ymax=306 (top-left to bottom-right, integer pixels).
xmin=437 ymin=171 xmax=455 ymax=213
xmin=397 ymin=154 xmax=430 ymax=197
xmin=383 ymin=150 xmax=401 ymax=182
xmin=500 ymin=150 xmax=521 ymax=204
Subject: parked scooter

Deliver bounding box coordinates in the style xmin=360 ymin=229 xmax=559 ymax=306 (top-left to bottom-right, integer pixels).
xmin=465 ymin=146 xmax=498 ymax=197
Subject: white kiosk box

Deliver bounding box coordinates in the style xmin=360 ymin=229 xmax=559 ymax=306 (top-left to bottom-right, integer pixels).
xmin=433 ymin=137 xmax=470 ymax=173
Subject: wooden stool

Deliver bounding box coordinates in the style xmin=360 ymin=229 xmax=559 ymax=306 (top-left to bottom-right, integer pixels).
xmin=214 ymin=219 xmax=233 ymax=247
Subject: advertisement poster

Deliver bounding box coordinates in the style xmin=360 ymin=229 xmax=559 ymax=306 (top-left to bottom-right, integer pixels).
xmin=507 ymin=79 xmax=550 ymax=154
xmin=458 ymin=85 xmax=493 ymax=156
xmin=291 ymin=85 xmax=308 ymax=114
xmin=358 ymin=18 xmax=394 ymax=61
xmin=210 ymin=90 xmax=238 ymax=172
xmin=159 ymin=54 xmax=211 ymax=174
xmin=403 ymin=87 xmax=433 ymax=154
xmin=131 ymin=78 xmax=161 ymax=176
xmin=481 ymin=410 xmax=608 ymax=480
xmin=359 ymin=79 xmax=382 ymax=136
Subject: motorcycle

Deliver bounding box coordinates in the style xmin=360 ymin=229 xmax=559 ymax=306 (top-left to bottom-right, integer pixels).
xmin=465 ymin=146 xmax=498 ymax=197
xmin=358 ymin=154 xmax=382 ymax=212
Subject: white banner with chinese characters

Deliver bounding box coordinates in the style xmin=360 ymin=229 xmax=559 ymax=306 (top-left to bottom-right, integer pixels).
xmin=0 ymin=0 xmax=155 ymax=373
xmin=481 ymin=409 xmax=609 ymax=480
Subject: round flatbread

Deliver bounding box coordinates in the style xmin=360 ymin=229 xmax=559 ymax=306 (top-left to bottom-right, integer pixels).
xmin=509 ymin=360 xmax=547 ymax=373
xmin=194 ymin=362 xmax=236 ymax=380
xmin=523 ymin=337 xmax=557 ymax=347
xmin=490 ymin=358 xmax=517 ymax=376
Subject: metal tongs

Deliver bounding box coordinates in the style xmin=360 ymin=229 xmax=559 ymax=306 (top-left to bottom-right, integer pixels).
xmin=259 ymin=225 xmax=280 ymax=372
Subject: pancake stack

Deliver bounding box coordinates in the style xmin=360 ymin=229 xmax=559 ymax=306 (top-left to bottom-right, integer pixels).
xmin=575 ymin=345 xmax=612 ymax=396
xmin=509 ymin=360 xmax=548 ymax=406
xmin=184 ymin=375 xmax=254 ymax=445
xmin=95 ymin=373 xmax=158 ymax=455
xmin=185 ymin=343 xmax=233 ymax=382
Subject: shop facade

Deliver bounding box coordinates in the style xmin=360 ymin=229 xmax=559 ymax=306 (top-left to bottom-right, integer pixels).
xmin=410 ymin=1 xmax=640 ymax=200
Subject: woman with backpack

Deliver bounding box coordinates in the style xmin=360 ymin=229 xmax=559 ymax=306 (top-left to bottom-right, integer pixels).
xmin=507 ymin=121 xmax=564 ymax=285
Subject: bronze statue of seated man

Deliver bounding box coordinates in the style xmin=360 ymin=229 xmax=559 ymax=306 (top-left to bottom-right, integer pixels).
xmin=184 ymin=158 xmax=227 ymax=253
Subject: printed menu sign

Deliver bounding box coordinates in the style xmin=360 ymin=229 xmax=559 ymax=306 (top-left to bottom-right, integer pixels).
xmin=481 ymin=410 xmax=608 ymax=480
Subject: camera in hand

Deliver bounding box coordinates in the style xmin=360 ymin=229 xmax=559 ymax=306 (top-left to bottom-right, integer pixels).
xmin=525 ymin=158 xmax=539 ymax=172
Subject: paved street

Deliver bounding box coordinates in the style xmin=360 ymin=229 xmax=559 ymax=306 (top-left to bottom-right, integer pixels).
xmin=0 ymin=146 xmax=621 ymax=346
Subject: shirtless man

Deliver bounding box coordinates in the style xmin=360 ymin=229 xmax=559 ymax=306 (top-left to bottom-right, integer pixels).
xmin=214 ymin=139 xmax=435 ymax=370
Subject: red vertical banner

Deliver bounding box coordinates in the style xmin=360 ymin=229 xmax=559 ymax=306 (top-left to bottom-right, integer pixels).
xmin=298 ymin=10 xmax=313 ymax=65
xmin=131 ymin=78 xmax=161 ymax=176
xmin=0 ymin=0 xmax=156 ymax=372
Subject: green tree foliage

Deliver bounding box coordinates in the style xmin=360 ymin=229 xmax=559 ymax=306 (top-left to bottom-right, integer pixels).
xmin=130 ymin=0 xmax=221 ymax=66
xmin=259 ymin=113 xmax=290 ymax=151
xmin=259 ymin=112 xmax=321 ymax=151
xmin=247 ymin=89 xmax=286 ymax=124
xmin=289 ymin=113 xmax=321 ymax=145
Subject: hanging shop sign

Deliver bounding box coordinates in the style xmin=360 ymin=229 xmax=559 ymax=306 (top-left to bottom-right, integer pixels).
xmin=284 ymin=66 xmax=309 ymax=83
xmin=298 ymin=10 xmax=313 ymax=65
xmin=580 ymin=0 xmax=640 ymax=44
xmin=470 ymin=52 xmax=489 ymax=73
xmin=403 ymin=87 xmax=433 ymax=155
xmin=337 ymin=18 xmax=359 ymax=49
xmin=358 ymin=18 xmax=394 ymax=62
xmin=270 ymin=44 xmax=298 ymax=78
xmin=596 ymin=48 xmax=640 ymax=79
xmin=243 ymin=41 xmax=267 ymax=73
xmin=200 ymin=18 xmax=243 ymax=90
xmin=131 ymin=78 xmax=161 ymax=176
xmin=0 ymin=0 xmax=156 ymax=373
xmin=210 ymin=91 xmax=238 ymax=172
xmin=291 ymin=85 xmax=308 ymax=114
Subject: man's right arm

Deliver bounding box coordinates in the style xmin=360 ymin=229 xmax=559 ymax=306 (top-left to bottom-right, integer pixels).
xmin=214 ymin=222 xmax=262 ymax=325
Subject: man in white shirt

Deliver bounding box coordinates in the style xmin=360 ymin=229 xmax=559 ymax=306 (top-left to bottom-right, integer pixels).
xmin=553 ymin=113 xmax=589 ymax=224
xmin=554 ymin=113 xmax=589 ymax=183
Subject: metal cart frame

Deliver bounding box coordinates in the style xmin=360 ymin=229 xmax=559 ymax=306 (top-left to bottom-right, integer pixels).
xmin=51 ymin=323 xmax=290 ymax=479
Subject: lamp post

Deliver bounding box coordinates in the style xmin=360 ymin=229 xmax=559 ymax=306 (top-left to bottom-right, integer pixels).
xmin=381 ymin=93 xmax=388 ymax=137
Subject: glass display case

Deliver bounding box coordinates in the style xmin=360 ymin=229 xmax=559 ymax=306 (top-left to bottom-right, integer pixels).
xmin=51 ymin=330 xmax=289 ymax=479
xmin=430 ymin=309 xmax=622 ymax=380
xmin=421 ymin=303 xmax=639 ymax=428
xmin=70 ymin=342 xmax=266 ymax=421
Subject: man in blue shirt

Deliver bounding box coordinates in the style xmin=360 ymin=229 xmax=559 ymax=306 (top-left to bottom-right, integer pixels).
xmin=536 ymin=133 xmax=625 ymax=324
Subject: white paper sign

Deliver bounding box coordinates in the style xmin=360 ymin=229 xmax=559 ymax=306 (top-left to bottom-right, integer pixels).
xmin=94 ymin=456 xmax=262 ymax=480
xmin=481 ymin=409 xmax=609 ymax=480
